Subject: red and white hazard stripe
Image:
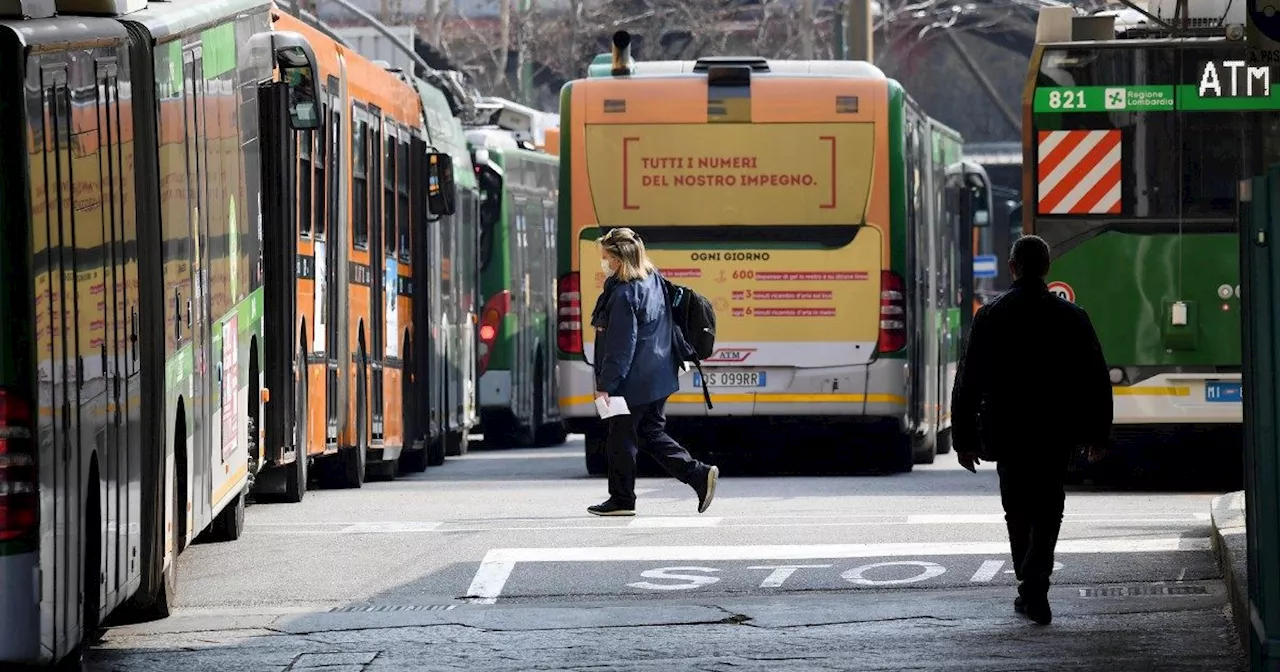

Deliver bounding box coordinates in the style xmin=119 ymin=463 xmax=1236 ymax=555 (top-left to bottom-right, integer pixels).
xmin=1036 ymin=129 xmax=1122 ymax=215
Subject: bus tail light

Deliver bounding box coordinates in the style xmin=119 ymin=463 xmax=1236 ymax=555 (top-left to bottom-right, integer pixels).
xmin=558 ymin=272 xmax=583 ymax=354
xmin=477 ymin=290 xmax=511 ymax=375
xmin=0 ymin=389 xmax=37 ymax=543
xmin=878 ymin=270 xmax=906 ymax=354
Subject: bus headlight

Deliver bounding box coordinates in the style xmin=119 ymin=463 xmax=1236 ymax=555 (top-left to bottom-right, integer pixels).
xmin=1109 ymin=368 xmax=1125 ymax=385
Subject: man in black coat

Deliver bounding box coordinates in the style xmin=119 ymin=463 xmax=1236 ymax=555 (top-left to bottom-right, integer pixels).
xmin=950 ymin=235 xmax=1113 ymax=625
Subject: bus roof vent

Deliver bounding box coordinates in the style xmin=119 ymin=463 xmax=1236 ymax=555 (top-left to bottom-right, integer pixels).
xmin=0 ymin=0 xmax=56 ymax=18
xmin=53 ymin=0 xmax=146 ymax=16
xmin=693 ymin=57 xmax=770 ymax=73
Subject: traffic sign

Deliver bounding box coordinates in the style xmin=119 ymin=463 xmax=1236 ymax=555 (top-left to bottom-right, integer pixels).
xmin=973 ymin=255 xmax=998 ymax=279
xmin=1047 ymin=281 xmax=1075 ymax=303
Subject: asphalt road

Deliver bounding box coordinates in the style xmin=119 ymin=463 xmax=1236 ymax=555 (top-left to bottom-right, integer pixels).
xmin=86 ymin=435 xmax=1245 ymax=671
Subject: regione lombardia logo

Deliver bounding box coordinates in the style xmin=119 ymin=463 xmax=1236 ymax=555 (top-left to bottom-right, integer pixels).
xmin=1104 ymin=87 xmax=1127 ymax=110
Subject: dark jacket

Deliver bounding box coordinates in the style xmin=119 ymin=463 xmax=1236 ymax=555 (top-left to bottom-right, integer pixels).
xmin=591 ymin=271 xmax=680 ymax=406
xmin=950 ymin=277 xmax=1113 ymax=462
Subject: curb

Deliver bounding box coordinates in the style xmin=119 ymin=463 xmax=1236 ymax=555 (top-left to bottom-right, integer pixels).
xmin=1210 ymin=490 xmax=1248 ymax=654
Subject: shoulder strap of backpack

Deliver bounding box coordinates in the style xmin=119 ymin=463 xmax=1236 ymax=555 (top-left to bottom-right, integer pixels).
xmin=692 ymin=359 xmax=713 ymax=409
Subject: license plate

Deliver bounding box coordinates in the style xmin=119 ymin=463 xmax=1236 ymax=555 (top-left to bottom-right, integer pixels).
xmin=694 ymin=371 xmax=766 ymax=388
xmin=1205 ymin=381 xmax=1242 ymax=403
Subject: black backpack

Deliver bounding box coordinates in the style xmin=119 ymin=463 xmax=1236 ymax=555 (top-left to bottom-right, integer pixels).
xmin=659 ymin=275 xmax=717 ymax=409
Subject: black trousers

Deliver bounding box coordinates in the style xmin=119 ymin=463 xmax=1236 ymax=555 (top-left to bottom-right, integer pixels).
xmin=996 ymin=450 xmax=1070 ymax=600
xmin=606 ymin=397 xmax=703 ymax=506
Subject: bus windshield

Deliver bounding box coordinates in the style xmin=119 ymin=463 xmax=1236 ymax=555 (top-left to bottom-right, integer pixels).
xmin=1033 ymin=44 xmax=1280 ymax=222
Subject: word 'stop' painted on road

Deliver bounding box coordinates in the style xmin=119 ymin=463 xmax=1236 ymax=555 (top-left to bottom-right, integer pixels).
xmin=463 ymin=538 xmax=1210 ymax=604
xmin=583 ymin=123 xmax=875 ymax=227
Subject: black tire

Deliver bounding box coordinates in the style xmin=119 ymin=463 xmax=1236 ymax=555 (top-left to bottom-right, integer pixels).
xmin=884 ymin=431 xmax=915 ymax=474
xmin=426 ymin=436 xmax=446 ymax=466
xmin=400 ymin=443 xmax=429 ymax=473
xmin=446 ymin=430 xmax=469 ymax=457
xmin=585 ymin=425 xmax=608 ymax=476
xmin=935 ymin=427 xmax=953 ymax=454
xmin=913 ymin=431 xmax=936 ymax=465
xmin=207 ymin=491 xmax=246 ymax=542
xmin=341 ymin=360 xmax=368 ymax=488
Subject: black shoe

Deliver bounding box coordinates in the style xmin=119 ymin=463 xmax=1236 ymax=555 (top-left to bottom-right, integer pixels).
xmin=588 ymin=500 xmax=635 ymax=517
xmin=1024 ymin=598 xmax=1052 ymax=625
xmin=694 ymin=465 xmax=719 ymax=513
xmin=1014 ymin=596 xmax=1026 ymax=614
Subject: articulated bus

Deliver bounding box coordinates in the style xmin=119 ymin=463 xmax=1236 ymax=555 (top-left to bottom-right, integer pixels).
xmin=254 ymin=12 xmax=469 ymax=491
xmin=469 ymin=120 xmax=567 ymax=447
xmin=0 ymin=0 xmax=320 ymax=664
xmin=556 ymin=33 xmax=977 ymax=473
xmin=418 ymin=79 xmax=480 ymax=461
xmin=1023 ymin=8 xmax=1262 ymax=465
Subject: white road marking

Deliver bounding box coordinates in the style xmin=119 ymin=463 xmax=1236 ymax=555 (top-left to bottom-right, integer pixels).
xmin=339 ymin=521 xmax=442 ymax=534
xmin=626 ymin=567 xmax=721 ymax=591
xmin=628 ymin=517 xmax=722 ymax=528
xmin=464 ymin=537 xmax=1210 ymax=603
xmin=249 ymin=513 xmax=1208 ymax=535
xmin=908 ymin=514 xmax=1005 ymax=525
xmin=969 ymin=559 xmax=1005 ymax=582
xmin=842 ymin=561 xmax=946 ymax=586
xmin=748 ymin=564 xmax=833 ymax=588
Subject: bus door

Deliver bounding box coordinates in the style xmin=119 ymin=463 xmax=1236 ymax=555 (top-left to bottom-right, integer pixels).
xmin=367 ymin=111 xmax=385 ymax=443
xmin=259 ymin=76 xmax=298 ymax=468
xmin=181 ymin=47 xmax=217 ymax=520
xmin=323 ymin=73 xmax=343 ymax=445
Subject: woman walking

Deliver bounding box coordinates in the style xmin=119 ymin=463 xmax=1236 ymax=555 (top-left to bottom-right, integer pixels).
xmin=588 ymin=227 xmax=719 ymax=517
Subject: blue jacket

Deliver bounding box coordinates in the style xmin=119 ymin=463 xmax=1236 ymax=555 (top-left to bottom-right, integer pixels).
xmin=591 ymin=272 xmax=680 ymax=406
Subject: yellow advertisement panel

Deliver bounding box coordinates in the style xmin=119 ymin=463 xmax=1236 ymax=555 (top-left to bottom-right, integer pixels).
xmin=584 ymin=123 xmax=874 ymax=228
xmin=580 ymin=227 xmax=883 ymax=368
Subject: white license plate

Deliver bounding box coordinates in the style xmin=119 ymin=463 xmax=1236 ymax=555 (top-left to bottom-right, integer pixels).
xmin=694 ymin=371 xmax=767 ymax=388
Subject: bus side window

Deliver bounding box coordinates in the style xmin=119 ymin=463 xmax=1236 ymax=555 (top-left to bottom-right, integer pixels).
xmin=397 ymin=137 xmax=410 ymax=262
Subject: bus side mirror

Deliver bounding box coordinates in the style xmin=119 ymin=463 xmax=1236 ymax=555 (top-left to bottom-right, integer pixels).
xmin=272 ymin=36 xmax=321 ymax=131
xmin=427 ymin=152 xmax=457 ymax=216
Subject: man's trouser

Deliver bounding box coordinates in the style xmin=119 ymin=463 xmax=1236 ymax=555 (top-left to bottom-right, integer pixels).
xmin=605 ymin=397 xmax=703 ymax=507
xmin=996 ymin=449 xmax=1071 ymax=600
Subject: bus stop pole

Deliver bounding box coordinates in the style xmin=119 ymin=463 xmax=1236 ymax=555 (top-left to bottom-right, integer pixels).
xmin=1241 ymin=169 xmax=1280 ymax=670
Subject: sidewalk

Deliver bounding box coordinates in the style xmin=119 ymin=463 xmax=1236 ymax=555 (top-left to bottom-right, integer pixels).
xmin=1211 ymin=490 xmax=1249 ymax=652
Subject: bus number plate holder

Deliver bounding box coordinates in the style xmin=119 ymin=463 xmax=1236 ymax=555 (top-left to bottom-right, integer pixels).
xmin=694 ymin=371 xmax=767 ymax=388
xmin=1205 ymin=381 xmax=1242 ymax=403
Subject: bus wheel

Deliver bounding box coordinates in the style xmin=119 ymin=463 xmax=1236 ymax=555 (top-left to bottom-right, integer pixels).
xmin=881 ymin=430 xmax=915 ymax=474
xmin=426 ymin=433 xmax=447 ymax=467
xmin=340 ymin=360 xmax=369 ymax=488
xmin=207 ymin=491 xmax=246 ymax=542
xmin=913 ymin=432 xmax=936 ymax=465
xmin=400 ymin=441 xmax=429 ymax=473
xmin=935 ymin=428 xmax=953 ymax=455
xmin=584 ymin=425 xmax=608 ymax=476
xmin=446 ymin=430 xmax=469 ymax=457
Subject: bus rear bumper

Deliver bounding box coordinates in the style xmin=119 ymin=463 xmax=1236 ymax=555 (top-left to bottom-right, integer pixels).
xmin=1113 ymin=372 xmax=1243 ymax=424
xmin=479 ymin=370 xmax=513 ymax=409
xmin=557 ymin=358 xmax=907 ymax=421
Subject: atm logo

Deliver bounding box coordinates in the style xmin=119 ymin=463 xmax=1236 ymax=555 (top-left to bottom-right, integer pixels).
xmin=705 ymin=349 xmax=756 ymax=363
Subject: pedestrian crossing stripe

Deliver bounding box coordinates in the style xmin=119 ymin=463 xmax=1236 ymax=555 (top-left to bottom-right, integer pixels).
xmin=1037 ymin=129 xmax=1122 ymax=215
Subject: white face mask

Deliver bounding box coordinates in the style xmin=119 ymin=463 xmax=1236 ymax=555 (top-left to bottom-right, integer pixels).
xmin=601 ymin=259 xmax=614 ymax=275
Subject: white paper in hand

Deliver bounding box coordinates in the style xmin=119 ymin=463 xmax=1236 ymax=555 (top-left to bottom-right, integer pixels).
xmin=594 ymin=396 xmax=631 ymax=419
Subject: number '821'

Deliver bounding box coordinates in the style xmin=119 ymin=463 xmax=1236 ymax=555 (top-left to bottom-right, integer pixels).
xmin=1047 ymin=89 xmax=1087 ymax=109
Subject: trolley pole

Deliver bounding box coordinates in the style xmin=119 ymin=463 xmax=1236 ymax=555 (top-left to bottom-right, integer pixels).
xmin=844 ymin=0 xmax=872 ymax=61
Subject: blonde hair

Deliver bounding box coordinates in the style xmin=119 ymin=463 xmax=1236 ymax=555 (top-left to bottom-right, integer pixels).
xmin=598 ymin=227 xmax=656 ymax=281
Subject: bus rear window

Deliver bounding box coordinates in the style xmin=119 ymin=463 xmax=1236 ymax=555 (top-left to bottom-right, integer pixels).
xmin=1034 ymin=45 xmax=1280 ymax=220
xmin=476 ymin=162 xmax=501 ymax=271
